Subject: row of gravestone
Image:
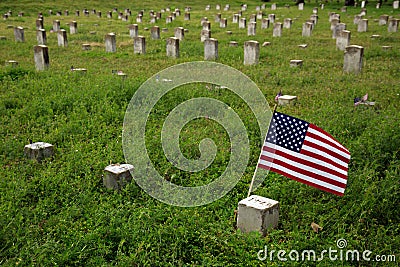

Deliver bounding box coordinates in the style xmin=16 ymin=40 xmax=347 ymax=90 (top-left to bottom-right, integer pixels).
xmin=2 ymin=0 xmax=399 ymax=21
xmin=23 ymin=142 xmax=133 ymax=190
xmin=6 ymin=3 xmax=398 ymax=73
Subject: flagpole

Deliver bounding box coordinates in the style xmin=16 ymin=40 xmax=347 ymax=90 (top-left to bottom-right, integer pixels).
xmin=247 ymin=104 xmax=278 ymax=197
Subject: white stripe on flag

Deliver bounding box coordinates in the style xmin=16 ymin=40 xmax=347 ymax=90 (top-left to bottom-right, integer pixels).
xmin=258 ymin=159 xmax=346 ymax=194
xmin=263 ymin=142 xmax=348 ymax=177
xmin=305 ymin=134 xmax=351 ymax=160
xmin=302 ymin=144 xmax=349 ymax=168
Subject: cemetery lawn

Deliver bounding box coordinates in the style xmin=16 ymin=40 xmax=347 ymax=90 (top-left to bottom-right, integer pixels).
xmin=0 ymin=0 xmax=399 ymax=266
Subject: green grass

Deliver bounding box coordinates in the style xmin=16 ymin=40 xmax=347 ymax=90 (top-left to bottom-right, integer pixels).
xmin=1 ymin=0 xmax=399 ymax=266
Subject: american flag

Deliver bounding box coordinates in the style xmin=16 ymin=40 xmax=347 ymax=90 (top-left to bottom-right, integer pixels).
xmin=354 ymin=93 xmax=368 ymax=106
xmin=258 ymin=112 xmax=351 ymax=196
xmin=274 ymin=90 xmax=282 ymax=101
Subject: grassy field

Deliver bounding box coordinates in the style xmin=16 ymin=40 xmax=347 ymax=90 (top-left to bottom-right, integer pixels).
xmin=1 ymin=0 xmax=399 ymax=266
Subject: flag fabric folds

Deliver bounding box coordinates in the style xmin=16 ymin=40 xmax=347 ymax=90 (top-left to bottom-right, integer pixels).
xmin=258 ymin=112 xmax=351 ymax=196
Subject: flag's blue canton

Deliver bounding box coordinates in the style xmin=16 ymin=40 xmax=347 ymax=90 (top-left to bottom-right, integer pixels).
xmin=265 ymin=112 xmax=309 ymax=153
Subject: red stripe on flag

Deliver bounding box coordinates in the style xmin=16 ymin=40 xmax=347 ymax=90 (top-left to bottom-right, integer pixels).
xmin=308 ymin=124 xmax=350 ymax=155
xmin=300 ymin=148 xmax=348 ymax=173
xmin=303 ymin=139 xmax=350 ymax=165
xmin=265 ymin=164 xmax=344 ymax=196
xmin=259 ymin=154 xmax=346 ymax=188
xmin=262 ymin=146 xmax=348 ymax=180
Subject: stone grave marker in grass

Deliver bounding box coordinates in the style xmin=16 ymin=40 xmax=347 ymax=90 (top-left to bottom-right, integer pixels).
xmin=166 ymin=37 xmax=179 ymax=58
xmin=204 ymin=38 xmax=218 ymax=60
xmin=236 ymin=195 xmax=279 ymax=237
xmin=343 ymin=45 xmax=364 ymax=74
xmin=24 ymin=142 xmax=54 ymax=162
xmin=103 ymin=164 xmax=134 ymax=190
xmin=14 ymin=26 xmax=24 ymax=42
xmin=34 ymin=45 xmax=49 ymax=71
xmin=134 ymin=36 xmax=146 ymax=54
xmin=244 ymin=40 xmax=259 ymax=65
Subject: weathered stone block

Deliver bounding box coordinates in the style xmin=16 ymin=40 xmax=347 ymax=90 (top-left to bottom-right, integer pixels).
xmin=103 ymin=164 xmax=134 ymax=189
xmin=24 ymin=142 xmax=54 ymax=162
xmin=237 ymin=195 xmax=279 ymax=236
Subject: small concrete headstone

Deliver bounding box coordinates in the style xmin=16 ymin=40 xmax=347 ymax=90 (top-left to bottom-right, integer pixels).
xmin=134 ymin=36 xmax=146 ymax=54
xmin=257 ymin=11 xmax=263 ymax=20
xmin=202 ymin=21 xmax=211 ymax=31
xmin=283 ymin=18 xmax=292 ymax=29
xmin=278 ymin=95 xmax=297 ymax=105
xmin=151 ymin=26 xmax=160 ymax=40
xmin=262 ymin=41 xmax=271 ymax=47
xmin=14 ymin=26 xmax=24 ymax=42
xmin=215 ymin=13 xmax=221 ymax=23
xmin=248 ymin=22 xmax=256 ymax=36
xmin=360 ymin=8 xmax=367 ymax=16
xmin=329 ymin=13 xmax=340 ymax=23
xmin=336 ymin=30 xmax=351 ymax=51
xmin=184 ymin=12 xmax=190 ymax=21
xmin=343 ymin=45 xmax=364 ymax=74
xmin=24 ymin=142 xmax=54 ymax=162
xmin=388 ymin=19 xmax=399 ymax=32
xmin=36 ymin=29 xmax=47 ymax=45
xmin=5 ymin=60 xmax=18 ymax=67
xmin=233 ymin=14 xmax=239 ymax=23
xmin=129 ymin=24 xmax=139 ymax=38
xmin=357 ymin=19 xmax=368 ymax=32
xmin=310 ymin=14 xmax=318 ymax=25
xmin=200 ymin=29 xmax=211 ymax=42
xmin=174 ymin=27 xmax=184 ymax=41
xmin=103 ymin=164 xmax=133 ymax=190
xmin=220 ymin=18 xmax=227 ymax=28
xmin=394 ymin=0 xmax=399 ymax=9
xmin=57 ymin=29 xmax=68 ymax=47
xmin=71 ymin=67 xmax=87 ymax=73
xmin=69 ymin=21 xmax=78 ymax=34
xmin=239 ymin=18 xmax=246 ymax=29
xmin=290 ymin=60 xmax=303 ymax=67
xmin=36 ymin=19 xmax=44 ymax=30
xmin=298 ymin=44 xmax=307 ymax=48
xmin=261 ymin=18 xmax=270 ymax=29
xmin=105 ymin=33 xmax=116 ymax=52
xmin=82 ymin=43 xmax=91 ymax=50
xmin=301 ymin=22 xmax=313 ymax=37
xmin=333 ymin=23 xmax=346 ymax=39
xmin=166 ymin=37 xmax=179 ymax=58
xmin=237 ymin=195 xmax=279 ymax=237
xmin=244 ymin=40 xmax=259 ymax=65
xmin=379 ymin=15 xmax=389 ymax=26
xmin=204 ymin=38 xmax=218 ymax=60
xmin=249 ymin=14 xmax=256 ymax=23
xmin=201 ymin=17 xmax=208 ymax=26
xmin=353 ymin=15 xmax=362 ymax=25
xmin=53 ymin=20 xmax=60 ymax=31
xmin=229 ymin=41 xmax=238 ymax=47
xmin=268 ymin=14 xmax=275 ymax=23
xmin=273 ymin=23 xmax=282 ymax=37
xmin=34 ymin=45 xmax=49 ymax=71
